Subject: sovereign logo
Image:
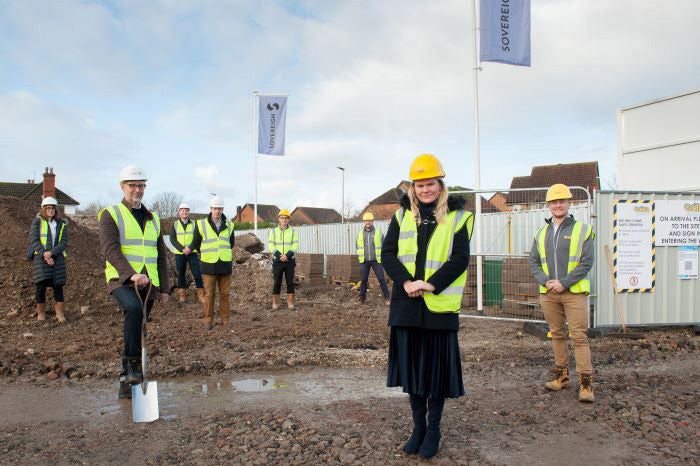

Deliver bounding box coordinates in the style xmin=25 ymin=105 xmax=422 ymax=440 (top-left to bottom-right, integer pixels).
xmin=267 ymin=103 xmax=279 ymax=111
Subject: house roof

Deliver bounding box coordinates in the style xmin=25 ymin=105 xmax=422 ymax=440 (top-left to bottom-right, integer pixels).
xmin=367 ymin=180 xmax=411 ymax=206
xmin=0 ymin=181 xmax=79 ymax=206
xmin=238 ymin=203 xmax=280 ymax=221
xmin=507 ymin=162 xmax=600 ymax=204
xmin=291 ymin=206 xmax=342 ymax=224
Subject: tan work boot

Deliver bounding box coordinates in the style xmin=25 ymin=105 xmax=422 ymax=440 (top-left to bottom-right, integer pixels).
xmin=196 ymin=288 xmax=205 ymax=304
xmin=287 ymin=293 xmax=296 ymax=310
xmin=36 ymin=303 xmax=47 ymax=321
xmin=54 ymin=302 xmax=66 ymax=323
xmin=545 ymin=366 xmax=570 ymax=391
xmin=578 ymin=374 xmax=594 ymax=402
xmin=272 ymin=294 xmax=280 ymax=310
xmin=178 ymin=288 xmax=186 ymax=303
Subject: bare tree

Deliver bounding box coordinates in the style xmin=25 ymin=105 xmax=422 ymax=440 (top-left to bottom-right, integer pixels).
xmin=150 ymin=191 xmax=184 ymax=219
xmin=75 ymin=201 xmax=105 ymax=216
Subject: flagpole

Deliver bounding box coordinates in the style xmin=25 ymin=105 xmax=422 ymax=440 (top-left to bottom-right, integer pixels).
xmin=253 ymin=90 xmax=259 ymax=236
xmin=471 ymin=0 xmax=484 ymax=313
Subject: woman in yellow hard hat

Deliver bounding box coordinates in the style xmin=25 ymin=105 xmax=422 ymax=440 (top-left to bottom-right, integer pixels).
xmin=268 ymin=209 xmax=299 ymax=310
xmin=381 ymin=154 xmax=474 ymax=459
xmin=28 ymin=197 xmax=69 ymax=322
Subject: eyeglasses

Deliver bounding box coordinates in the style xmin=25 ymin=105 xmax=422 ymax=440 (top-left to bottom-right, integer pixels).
xmin=126 ymin=183 xmax=147 ymax=190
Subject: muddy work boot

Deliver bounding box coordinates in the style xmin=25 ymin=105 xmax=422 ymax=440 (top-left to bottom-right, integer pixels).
xmin=196 ymin=288 xmax=205 ymax=304
xmin=36 ymin=303 xmax=47 ymax=321
xmin=124 ymin=358 xmax=143 ymax=385
xmin=178 ymin=288 xmax=186 ymax=304
xmin=287 ymin=293 xmax=296 ymax=310
xmin=118 ymin=375 xmax=132 ymax=399
xmin=545 ymin=366 xmax=570 ymax=391
xmin=272 ymin=294 xmax=280 ymax=311
xmin=578 ymin=374 xmax=595 ymax=402
xmin=54 ymin=302 xmax=66 ymax=323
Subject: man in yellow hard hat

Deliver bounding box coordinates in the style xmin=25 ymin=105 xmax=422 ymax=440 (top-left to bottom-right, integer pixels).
xmin=356 ymin=212 xmax=390 ymax=305
xmin=529 ymin=183 xmax=595 ymax=402
xmin=268 ymin=209 xmax=299 ymax=310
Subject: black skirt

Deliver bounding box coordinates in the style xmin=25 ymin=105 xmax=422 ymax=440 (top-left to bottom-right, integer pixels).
xmin=386 ymin=326 xmax=464 ymax=399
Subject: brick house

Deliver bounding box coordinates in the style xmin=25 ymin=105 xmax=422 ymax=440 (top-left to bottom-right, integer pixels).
xmin=359 ymin=180 xmax=411 ymax=220
xmin=506 ymin=162 xmax=600 ymax=210
xmin=234 ymin=203 xmax=280 ymax=223
xmin=0 ymin=167 xmax=79 ymax=214
xmin=290 ymin=206 xmax=342 ymax=225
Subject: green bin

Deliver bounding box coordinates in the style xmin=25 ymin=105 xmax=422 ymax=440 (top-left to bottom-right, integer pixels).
xmin=483 ymin=259 xmax=503 ymax=307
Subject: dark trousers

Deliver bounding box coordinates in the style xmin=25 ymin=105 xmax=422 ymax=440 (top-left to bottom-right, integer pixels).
xmin=359 ymin=260 xmax=389 ymax=299
xmin=175 ymin=253 xmax=204 ymax=288
xmin=35 ymin=279 xmax=64 ymax=303
xmin=272 ymin=262 xmax=295 ymax=294
xmin=111 ymin=286 xmax=154 ymax=360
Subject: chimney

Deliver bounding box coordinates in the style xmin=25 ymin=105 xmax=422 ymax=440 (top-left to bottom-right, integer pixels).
xmin=42 ymin=167 xmax=56 ymax=199
xmin=236 ymin=205 xmax=242 ymax=220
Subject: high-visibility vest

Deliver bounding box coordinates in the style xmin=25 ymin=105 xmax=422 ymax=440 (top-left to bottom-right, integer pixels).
xmin=173 ymin=220 xmax=194 ymax=255
xmin=197 ymin=218 xmax=233 ymax=263
xmin=396 ymin=207 xmax=474 ymax=313
xmin=536 ymin=221 xmax=593 ymax=294
xmin=267 ymin=227 xmax=299 ymax=256
xmin=99 ymin=204 xmax=161 ymax=286
xmin=38 ymin=219 xmax=67 ymax=257
xmin=356 ymin=228 xmax=382 ymax=264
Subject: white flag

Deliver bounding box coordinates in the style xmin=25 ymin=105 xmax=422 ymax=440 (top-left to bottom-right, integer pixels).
xmin=480 ymin=0 xmax=531 ymax=67
xmin=258 ymin=95 xmax=287 ymax=155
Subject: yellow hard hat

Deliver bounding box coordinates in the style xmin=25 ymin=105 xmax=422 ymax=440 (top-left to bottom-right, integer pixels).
xmin=546 ymin=184 xmax=573 ymax=202
xmin=409 ymin=153 xmax=445 ymax=181
xmin=362 ymin=212 xmax=374 ymax=221
xmin=278 ymin=209 xmax=290 ymax=218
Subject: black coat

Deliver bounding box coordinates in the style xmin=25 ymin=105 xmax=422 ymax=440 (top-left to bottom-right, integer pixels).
xmin=28 ymin=216 xmax=68 ymax=285
xmin=381 ymin=194 xmax=470 ymax=331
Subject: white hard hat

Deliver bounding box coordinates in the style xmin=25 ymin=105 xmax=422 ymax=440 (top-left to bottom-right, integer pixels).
xmin=209 ymin=196 xmax=224 ymax=208
xmin=41 ymin=197 xmax=58 ymax=207
xmin=119 ymin=165 xmax=147 ymax=182
xmin=178 ymin=203 xmax=190 ymax=210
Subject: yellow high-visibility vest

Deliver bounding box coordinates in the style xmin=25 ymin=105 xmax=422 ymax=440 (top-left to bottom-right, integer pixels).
xmin=38 ymin=219 xmax=67 ymax=257
xmin=197 ymin=218 xmax=233 ymax=263
xmin=396 ymin=207 xmax=474 ymax=313
xmin=267 ymin=227 xmax=299 ymax=256
xmin=99 ymin=204 xmax=160 ymax=286
xmin=356 ymin=228 xmax=383 ymax=263
xmin=173 ymin=220 xmax=194 ymax=255
xmin=536 ymin=221 xmax=593 ymax=294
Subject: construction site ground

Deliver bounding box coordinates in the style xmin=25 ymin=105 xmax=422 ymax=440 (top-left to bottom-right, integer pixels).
xmin=1 ymin=196 xmax=698 ymax=465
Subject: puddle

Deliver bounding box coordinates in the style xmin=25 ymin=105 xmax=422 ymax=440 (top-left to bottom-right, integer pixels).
xmin=231 ymin=378 xmax=277 ymax=392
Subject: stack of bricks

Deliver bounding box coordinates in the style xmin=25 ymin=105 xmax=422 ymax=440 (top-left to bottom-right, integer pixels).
xmin=327 ymin=254 xmax=361 ymax=283
xmin=500 ymin=257 xmax=542 ymax=318
xmin=294 ymin=253 xmax=324 ymax=286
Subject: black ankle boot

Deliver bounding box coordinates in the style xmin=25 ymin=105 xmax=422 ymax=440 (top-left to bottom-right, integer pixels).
xmin=118 ymin=375 xmax=132 ymax=399
xmin=403 ymin=394 xmax=427 ymax=454
xmin=419 ymin=397 xmax=445 ymax=459
xmin=124 ymin=358 xmax=143 ymax=385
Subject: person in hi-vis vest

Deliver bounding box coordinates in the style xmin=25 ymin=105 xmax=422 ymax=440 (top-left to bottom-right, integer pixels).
xmin=191 ymin=196 xmax=235 ymax=329
xmin=355 ymin=212 xmax=390 ymax=304
xmin=169 ymin=202 xmax=205 ymax=304
xmin=529 ymin=183 xmax=595 ymax=403
xmin=267 ymin=209 xmax=299 ymax=310
xmin=98 ymin=165 xmax=170 ymax=400
xmin=381 ymin=154 xmax=473 ymax=460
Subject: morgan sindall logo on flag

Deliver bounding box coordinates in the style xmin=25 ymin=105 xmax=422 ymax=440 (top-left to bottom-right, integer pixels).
xmin=258 ymin=95 xmax=287 ymax=155
xmin=480 ymin=0 xmax=531 ymax=67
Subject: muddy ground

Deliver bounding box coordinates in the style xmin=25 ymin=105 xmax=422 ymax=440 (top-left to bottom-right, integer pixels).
xmin=1 ymin=277 xmax=698 ymax=465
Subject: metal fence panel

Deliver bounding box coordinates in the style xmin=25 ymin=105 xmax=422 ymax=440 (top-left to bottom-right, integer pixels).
xmin=594 ymin=191 xmax=700 ymax=327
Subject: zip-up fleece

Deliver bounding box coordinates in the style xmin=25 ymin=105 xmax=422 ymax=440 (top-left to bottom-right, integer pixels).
xmin=528 ymin=215 xmax=594 ymax=291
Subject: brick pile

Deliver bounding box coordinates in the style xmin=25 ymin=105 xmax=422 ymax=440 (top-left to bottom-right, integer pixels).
xmin=326 ymin=254 xmax=361 ymax=283
xmin=294 ymin=253 xmax=324 ymax=286
xmin=500 ymin=257 xmax=542 ymax=318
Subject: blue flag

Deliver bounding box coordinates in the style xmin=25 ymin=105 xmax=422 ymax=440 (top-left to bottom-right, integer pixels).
xmin=258 ymin=95 xmax=287 ymax=155
xmin=480 ymin=0 xmax=531 ymax=67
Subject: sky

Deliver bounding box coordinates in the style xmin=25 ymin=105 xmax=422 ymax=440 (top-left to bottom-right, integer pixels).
xmin=1 ymin=0 xmax=699 ymax=217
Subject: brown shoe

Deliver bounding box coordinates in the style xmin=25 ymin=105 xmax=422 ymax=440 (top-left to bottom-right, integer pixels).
xmin=272 ymin=294 xmax=280 ymax=311
xmin=578 ymin=374 xmax=594 ymax=402
xmin=178 ymin=288 xmax=186 ymax=303
xmin=287 ymin=293 xmax=296 ymax=310
xmin=545 ymin=366 xmax=570 ymax=391
xmin=36 ymin=303 xmax=47 ymax=321
xmin=196 ymin=288 xmax=205 ymax=304
xmin=54 ymin=302 xmax=66 ymax=323
xmin=384 ymin=298 xmax=391 ymax=306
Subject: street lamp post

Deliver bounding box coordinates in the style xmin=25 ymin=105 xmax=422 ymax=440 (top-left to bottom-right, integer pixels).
xmin=336 ymin=166 xmax=345 ymax=223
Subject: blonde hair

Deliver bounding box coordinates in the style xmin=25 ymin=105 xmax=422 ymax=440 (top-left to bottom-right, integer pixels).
xmin=407 ymin=179 xmax=448 ymax=224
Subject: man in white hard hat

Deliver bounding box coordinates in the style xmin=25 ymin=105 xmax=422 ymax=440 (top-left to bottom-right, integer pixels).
xmin=98 ymin=165 xmax=170 ymax=399
xmin=191 ymin=196 xmax=235 ymax=329
xmin=356 ymin=212 xmax=390 ymax=305
xmin=529 ymin=183 xmax=595 ymax=402
xmin=169 ymin=202 xmax=205 ymax=304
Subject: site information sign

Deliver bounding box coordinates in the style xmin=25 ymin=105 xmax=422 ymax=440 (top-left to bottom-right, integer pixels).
xmin=614 ymin=201 xmax=654 ymax=291
xmin=655 ymin=200 xmax=700 ymax=246
xmin=678 ymin=246 xmax=698 ymax=279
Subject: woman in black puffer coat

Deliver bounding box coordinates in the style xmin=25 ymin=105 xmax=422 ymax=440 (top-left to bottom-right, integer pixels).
xmin=28 ymin=197 xmax=68 ymax=322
